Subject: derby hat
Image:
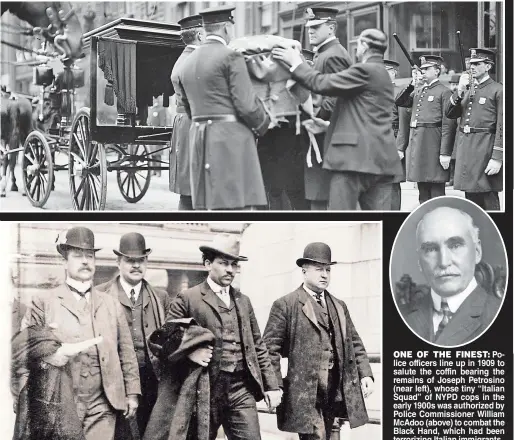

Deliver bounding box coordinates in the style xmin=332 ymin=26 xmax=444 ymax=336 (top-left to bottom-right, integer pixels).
xmin=296 ymin=242 xmax=337 ymax=267
xmin=199 ymin=234 xmax=248 ymax=261
xmin=113 ymin=232 xmax=152 ymax=258
xmin=56 ymin=226 xmax=101 ymax=256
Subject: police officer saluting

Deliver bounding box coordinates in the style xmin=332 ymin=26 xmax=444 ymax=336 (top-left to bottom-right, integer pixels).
xmin=169 ymin=14 xmax=205 ymax=210
xmin=396 ymin=55 xmax=457 ymax=204
xmin=445 ymin=48 xmax=502 ymax=210
xmin=303 ymin=7 xmax=352 ymax=210
xmin=176 ymin=6 xmax=270 ymax=210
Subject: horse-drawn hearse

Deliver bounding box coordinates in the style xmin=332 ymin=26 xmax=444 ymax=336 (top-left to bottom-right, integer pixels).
xmin=2 ymin=7 xmax=184 ymax=210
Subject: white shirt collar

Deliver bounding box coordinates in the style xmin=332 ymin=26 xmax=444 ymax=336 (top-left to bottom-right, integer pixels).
xmin=478 ymin=74 xmax=490 ymax=84
xmin=302 ymin=283 xmax=325 ymax=301
xmin=313 ymin=36 xmax=336 ymax=52
xmin=207 ymin=276 xmax=228 ymax=295
xmin=119 ymin=276 xmax=143 ymax=301
xmin=66 ymin=277 xmax=92 ymax=302
xmin=431 ymin=277 xmax=478 ymax=313
xmin=206 ymin=35 xmax=227 ymax=46
xmin=187 ymin=44 xmax=199 ymax=49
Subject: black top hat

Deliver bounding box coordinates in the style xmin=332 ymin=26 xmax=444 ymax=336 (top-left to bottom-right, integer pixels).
xmin=178 ymin=14 xmax=203 ymax=30
xmin=296 ymin=242 xmax=337 ymax=267
xmin=113 ymin=232 xmax=152 ymax=258
xmin=56 ymin=227 xmax=101 ymax=256
xmin=449 ymin=74 xmax=461 ymax=84
xmin=419 ymin=55 xmax=444 ymax=69
xmin=469 ymin=48 xmax=495 ymax=64
xmin=199 ymin=234 xmax=248 ymax=261
xmin=383 ymin=59 xmax=400 ymax=69
xmin=304 ymin=7 xmax=338 ymax=27
xmin=199 ymin=6 xmax=236 ymax=25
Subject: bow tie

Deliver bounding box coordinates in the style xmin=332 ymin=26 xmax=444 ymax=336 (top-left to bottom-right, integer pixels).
xmin=67 ymin=284 xmax=91 ymax=297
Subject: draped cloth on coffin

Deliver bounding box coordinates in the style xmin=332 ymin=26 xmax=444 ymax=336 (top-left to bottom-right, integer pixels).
xmin=98 ymin=38 xmax=137 ymax=113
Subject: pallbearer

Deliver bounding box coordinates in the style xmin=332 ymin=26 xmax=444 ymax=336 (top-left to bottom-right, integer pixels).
xmin=169 ymin=14 xmax=205 ymax=210
xmin=396 ymin=55 xmax=457 ymax=204
xmin=445 ymin=48 xmax=502 ymax=210
xmin=176 ymin=6 xmax=270 ymax=210
xmin=303 ymin=7 xmax=352 ymax=210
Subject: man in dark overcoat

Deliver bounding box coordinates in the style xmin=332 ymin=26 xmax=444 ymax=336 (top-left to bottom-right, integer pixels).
xmin=96 ymin=232 xmax=171 ymax=439
xmin=303 ymin=7 xmax=352 ymax=210
xmin=19 ymin=227 xmax=140 ymax=440
xmin=395 ymin=55 xmax=457 ymax=204
xmin=165 ymin=234 xmax=282 ymax=439
xmin=445 ymin=48 xmax=503 ymax=210
xmin=263 ymin=242 xmax=374 ymax=440
xmin=169 ymin=15 xmax=205 ymax=210
xmin=273 ymin=28 xmax=403 ymax=210
xmin=177 ymin=6 xmax=270 ymax=210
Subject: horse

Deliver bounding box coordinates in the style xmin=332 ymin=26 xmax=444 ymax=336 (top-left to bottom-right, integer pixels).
xmin=1 ymin=2 xmax=83 ymax=61
xmin=0 ymin=96 xmax=33 ymax=197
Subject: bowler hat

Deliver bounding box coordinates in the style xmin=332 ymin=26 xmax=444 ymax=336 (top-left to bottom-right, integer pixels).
xmin=113 ymin=232 xmax=152 ymax=258
xmin=199 ymin=234 xmax=248 ymax=261
xmin=449 ymin=74 xmax=461 ymax=84
xmin=56 ymin=226 xmax=101 ymax=256
xmin=296 ymin=242 xmax=337 ymax=267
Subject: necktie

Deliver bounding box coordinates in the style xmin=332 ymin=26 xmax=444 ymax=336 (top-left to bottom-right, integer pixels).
xmin=314 ymin=292 xmax=324 ymax=308
xmin=67 ymin=284 xmax=91 ymax=297
xmin=130 ymin=289 xmax=136 ymax=305
xmin=435 ymin=299 xmax=453 ymax=339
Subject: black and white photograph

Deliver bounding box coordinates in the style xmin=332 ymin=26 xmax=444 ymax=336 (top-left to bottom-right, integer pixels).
xmin=0 ymin=1 xmax=505 ymax=211
xmin=3 ymin=222 xmax=382 ymax=440
xmin=390 ymin=196 xmax=507 ymax=347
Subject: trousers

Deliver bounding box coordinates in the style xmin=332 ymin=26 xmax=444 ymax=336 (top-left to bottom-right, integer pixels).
xmin=417 ymin=182 xmax=445 ymax=204
xmin=465 ymin=191 xmax=500 ymax=211
xmin=209 ymin=371 xmax=261 ymax=440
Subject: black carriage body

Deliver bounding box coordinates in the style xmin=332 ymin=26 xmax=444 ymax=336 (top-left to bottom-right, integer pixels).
xmin=83 ymin=18 xmax=184 ymax=144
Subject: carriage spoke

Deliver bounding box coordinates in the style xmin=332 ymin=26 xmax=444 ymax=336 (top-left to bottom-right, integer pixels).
xmin=120 ymin=172 xmax=130 ymax=190
xmin=35 ymin=176 xmax=41 ymax=201
xmin=79 ymin=178 xmax=87 ymax=210
xmin=73 ymin=176 xmax=86 ymax=205
xmin=90 ymin=175 xmax=100 ymax=209
xmin=133 ymin=174 xmax=143 ymax=194
xmin=72 ymin=132 xmax=87 ymax=161
xmin=24 ymin=153 xmax=36 ymax=166
xmin=88 ymin=143 xmax=98 ymax=166
xmin=69 ymin=151 xmax=87 ymax=169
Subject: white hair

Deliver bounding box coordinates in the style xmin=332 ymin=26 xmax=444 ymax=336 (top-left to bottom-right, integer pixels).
xmin=415 ymin=207 xmax=480 ymax=250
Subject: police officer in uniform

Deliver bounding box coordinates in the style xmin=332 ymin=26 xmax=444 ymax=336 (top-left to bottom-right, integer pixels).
xmin=176 ymin=6 xmax=270 ymax=210
xmin=447 ymin=74 xmax=461 ymax=186
xmin=169 ymin=14 xmax=205 ymax=210
xmin=396 ymin=55 xmax=457 ymax=204
xmin=445 ymin=48 xmax=502 ymax=210
xmin=303 ymin=7 xmax=352 ymax=210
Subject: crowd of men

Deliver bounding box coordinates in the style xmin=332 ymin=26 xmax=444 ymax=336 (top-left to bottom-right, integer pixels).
xmin=167 ymin=6 xmax=503 ymax=211
xmin=11 ymin=226 xmax=374 ymax=440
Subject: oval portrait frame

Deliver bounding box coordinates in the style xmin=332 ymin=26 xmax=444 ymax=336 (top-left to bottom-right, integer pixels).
xmin=389 ymin=196 xmax=508 ymax=348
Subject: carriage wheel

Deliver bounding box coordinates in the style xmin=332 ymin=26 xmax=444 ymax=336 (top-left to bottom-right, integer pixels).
xmin=22 ymin=131 xmax=54 ymax=208
xmin=69 ymin=107 xmax=107 ymax=210
xmin=116 ymin=144 xmax=152 ymax=203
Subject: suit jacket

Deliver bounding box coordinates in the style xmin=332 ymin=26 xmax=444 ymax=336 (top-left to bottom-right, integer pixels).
xmin=166 ymin=280 xmax=279 ymax=400
xmin=445 ymin=77 xmax=503 ymax=192
xmin=263 ymin=286 xmax=372 ymax=431
xmin=177 ymin=38 xmax=270 ymax=209
xmin=400 ymin=285 xmax=501 ymax=346
xmin=396 ymin=80 xmax=457 ymax=182
xmin=95 ymin=276 xmax=171 ymax=375
xmin=292 ymin=55 xmax=403 ymax=178
xmin=169 ymin=45 xmax=196 ymax=195
xmin=306 ymin=38 xmax=352 ymax=201
xmin=23 ymin=284 xmax=141 ymax=410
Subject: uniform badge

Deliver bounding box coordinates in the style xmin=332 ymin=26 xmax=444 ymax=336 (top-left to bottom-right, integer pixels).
xmin=305 ymin=8 xmax=315 ymax=19
xmin=428 ymin=96 xmax=434 ymax=102
xmin=479 ymin=97 xmax=487 ymax=104
xmin=420 ymin=56 xmax=426 ymax=65
xmin=470 ymin=49 xmax=477 ymax=58
xmin=153 ymin=111 xmax=158 ymax=117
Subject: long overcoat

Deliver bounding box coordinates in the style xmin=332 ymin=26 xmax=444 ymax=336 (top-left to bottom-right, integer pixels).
xmin=166 ymin=280 xmax=279 ymax=399
xmin=169 ymin=45 xmax=196 ymax=196
xmin=396 ymin=80 xmax=457 ymax=182
xmin=445 ymin=77 xmax=503 ymax=192
xmin=292 ymin=55 xmax=403 ymax=179
xmin=306 ymin=38 xmax=352 ymax=202
xmin=21 ymin=284 xmax=141 ymax=410
xmin=263 ymin=286 xmax=373 ymax=432
xmin=177 ymin=39 xmax=270 ymax=210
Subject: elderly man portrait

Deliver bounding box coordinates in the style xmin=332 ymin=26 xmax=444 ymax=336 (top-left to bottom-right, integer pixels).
xmin=399 ymin=206 xmax=502 ymax=346
xmin=263 ymin=242 xmax=374 ymax=440
xmin=15 ymin=227 xmax=140 ymax=440
xmin=96 ymin=232 xmax=171 ymax=439
xmin=144 ymin=234 xmax=282 ymax=440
